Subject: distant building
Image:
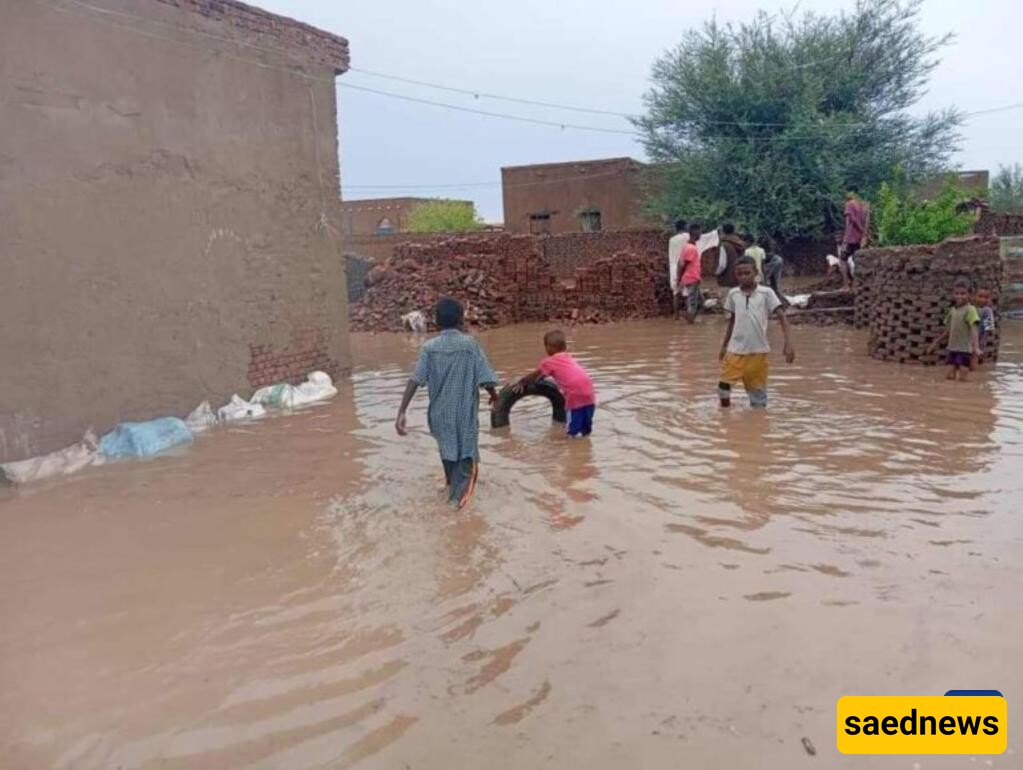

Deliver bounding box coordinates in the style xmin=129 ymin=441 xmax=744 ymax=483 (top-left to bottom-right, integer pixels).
xmin=501 ymin=157 xmax=651 ymax=235
xmin=340 ymin=197 xmax=474 ymax=236
xmin=917 ymin=170 xmax=989 ymax=200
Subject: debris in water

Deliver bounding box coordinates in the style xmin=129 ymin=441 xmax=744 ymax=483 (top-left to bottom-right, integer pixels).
xmin=801 ymin=736 xmax=816 ymax=756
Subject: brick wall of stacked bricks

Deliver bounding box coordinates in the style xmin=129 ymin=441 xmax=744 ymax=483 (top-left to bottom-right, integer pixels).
xmin=854 ymin=236 xmax=1003 ymax=364
xmin=247 ymin=328 xmax=338 ymax=388
xmin=349 ymin=235 xmax=673 ymax=331
xmin=543 ymin=230 xmax=669 ymax=279
xmin=153 ymin=0 xmax=350 ymax=71
xmin=974 ymin=210 xmax=1023 ymax=237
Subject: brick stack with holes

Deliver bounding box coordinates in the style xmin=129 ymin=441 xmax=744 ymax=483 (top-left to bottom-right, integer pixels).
xmin=568 ymin=251 xmax=672 ymax=321
xmin=854 ymin=236 xmax=1003 ymax=364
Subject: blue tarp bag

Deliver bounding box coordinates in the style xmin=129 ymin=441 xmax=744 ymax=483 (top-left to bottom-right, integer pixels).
xmin=99 ymin=417 xmax=193 ymax=458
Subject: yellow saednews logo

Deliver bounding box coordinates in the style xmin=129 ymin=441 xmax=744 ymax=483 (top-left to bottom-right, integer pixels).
xmin=837 ymin=696 xmax=1006 ymax=754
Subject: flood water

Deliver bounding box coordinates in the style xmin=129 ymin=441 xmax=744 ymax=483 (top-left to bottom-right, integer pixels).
xmin=2 ymin=318 xmax=1021 ymax=769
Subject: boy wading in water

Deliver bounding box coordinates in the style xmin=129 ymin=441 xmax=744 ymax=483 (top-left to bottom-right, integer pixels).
xmin=927 ymin=279 xmax=981 ymax=381
xmin=395 ymin=297 xmax=499 ymax=508
xmin=718 ymin=256 xmax=795 ymax=408
xmin=514 ymin=329 xmax=596 ymax=437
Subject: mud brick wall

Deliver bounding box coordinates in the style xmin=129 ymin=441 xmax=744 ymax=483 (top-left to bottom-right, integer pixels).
xmin=974 ymin=211 xmax=1023 ymax=237
xmin=543 ymin=230 xmax=669 ymax=279
xmin=854 ymin=237 xmax=1003 ymax=364
xmin=0 ymin=0 xmax=350 ymax=462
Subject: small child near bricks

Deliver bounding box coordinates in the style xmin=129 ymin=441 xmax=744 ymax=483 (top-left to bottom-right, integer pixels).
xmin=927 ymin=279 xmax=981 ymax=381
xmin=514 ymin=330 xmax=596 ymax=437
xmin=718 ymin=256 xmax=795 ymax=408
xmin=974 ymin=288 xmax=996 ymax=366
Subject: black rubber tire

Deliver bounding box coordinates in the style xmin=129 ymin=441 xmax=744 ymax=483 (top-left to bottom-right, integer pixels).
xmin=491 ymin=379 xmax=567 ymax=429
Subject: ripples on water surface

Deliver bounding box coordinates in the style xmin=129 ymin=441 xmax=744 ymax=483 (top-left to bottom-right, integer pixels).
xmin=1 ymin=319 xmax=1021 ymax=769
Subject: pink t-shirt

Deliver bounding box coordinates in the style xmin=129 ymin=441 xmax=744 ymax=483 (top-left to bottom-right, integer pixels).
xmin=680 ymin=242 xmax=702 ymax=285
xmin=539 ymin=352 xmax=596 ymax=410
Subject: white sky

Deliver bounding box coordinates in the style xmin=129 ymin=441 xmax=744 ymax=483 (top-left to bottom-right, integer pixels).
xmin=258 ymin=0 xmax=1022 ymax=221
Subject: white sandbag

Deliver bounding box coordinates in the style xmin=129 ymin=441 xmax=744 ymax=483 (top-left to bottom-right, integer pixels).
xmin=0 ymin=431 xmax=100 ymax=485
xmin=825 ymin=254 xmax=841 ymax=269
xmin=217 ymin=394 xmax=267 ymax=422
xmin=291 ymin=371 xmax=338 ymax=406
xmin=787 ymin=293 xmax=811 ymax=309
xmin=251 ymin=382 xmax=298 ymax=408
xmin=401 ymin=310 xmax=427 ymax=333
xmin=252 ymin=372 xmax=338 ymax=409
xmin=185 ymin=401 xmax=217 ymax=433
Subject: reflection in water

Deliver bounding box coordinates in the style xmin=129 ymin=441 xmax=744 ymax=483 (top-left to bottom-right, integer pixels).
xmin=1 ymin=319 xmax=1021 ymax=770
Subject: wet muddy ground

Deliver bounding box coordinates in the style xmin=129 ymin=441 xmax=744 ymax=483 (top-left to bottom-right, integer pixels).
xmin=2 ymin=319 xmax=1021 ymax=769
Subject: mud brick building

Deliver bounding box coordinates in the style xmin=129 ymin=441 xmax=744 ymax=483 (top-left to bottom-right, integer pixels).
xmin=854 ymin=237 xmax=1004 ymax=364
xmin=0 ymin=0 xmax=351 ymax=462
xmin=502 ymin=158 xmax=652 ymax=235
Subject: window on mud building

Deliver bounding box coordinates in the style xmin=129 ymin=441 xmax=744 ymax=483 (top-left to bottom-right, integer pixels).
xmin=578 ymin=209 xmax=602 ymax=232
xmin=376 ymin=217 xmax=394 ymax=235
xmin=529 ymin=212 xmax=552 ymax=235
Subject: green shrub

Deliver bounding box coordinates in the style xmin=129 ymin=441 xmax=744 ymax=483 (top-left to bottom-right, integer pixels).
xmin=406 ymin=200 xmax=484 ymax=233
xmin=875 ymin=172 xmax=974 ymax=246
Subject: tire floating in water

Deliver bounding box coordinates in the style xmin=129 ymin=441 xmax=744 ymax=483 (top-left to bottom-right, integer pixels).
xmin=491 ymin=380 xmax=566 ymax=429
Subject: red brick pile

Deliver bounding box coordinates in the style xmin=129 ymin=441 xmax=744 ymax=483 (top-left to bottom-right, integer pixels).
xmin=350 ymin=235 xmax=564 ymax=332
xmin=349 ymin=236 xmax=673 ymax=331
xmin=567 ymin=251 xmax=673 ymax=321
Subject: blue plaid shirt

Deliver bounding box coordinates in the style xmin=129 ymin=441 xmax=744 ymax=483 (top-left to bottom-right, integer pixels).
xmin=411 ymin=330 xmax=499 ymax=462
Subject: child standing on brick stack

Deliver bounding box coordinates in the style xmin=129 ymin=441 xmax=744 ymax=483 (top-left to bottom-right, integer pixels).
xmin=514 ymin=330 xmax=596 ymax=437
xmin=395 ymin=297 xmax=500 ymax=508
xmin=927 ymin=279 xmax=981 ymax=381
xmin=718 ymin=256 xmax=795 ymax=408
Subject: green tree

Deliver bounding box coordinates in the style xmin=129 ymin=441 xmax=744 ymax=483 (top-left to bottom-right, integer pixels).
xmin=636 ymin=0 xmax=961 ymax=241
xmin=406 ymin=200 xmax=484 ymax=233
xmin=875 ymin=170 xmax=973 ymax=245
xmin=989 ymin=163 xmax=1023 ymax=213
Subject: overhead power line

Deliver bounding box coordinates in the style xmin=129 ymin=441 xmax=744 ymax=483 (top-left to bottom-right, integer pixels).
xmin=349 ymin=67 xmax=639 ymax=118
xmin=338 ymin=82 xmax=638 ymax=135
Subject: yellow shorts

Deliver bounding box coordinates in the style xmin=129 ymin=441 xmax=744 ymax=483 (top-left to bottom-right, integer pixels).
xmin=719 ymin=353 xmax=769 ymax=406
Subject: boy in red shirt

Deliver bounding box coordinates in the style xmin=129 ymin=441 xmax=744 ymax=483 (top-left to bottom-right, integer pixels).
xmin=514 ymin=329 xmax=596 ymax=436
xmin=679 ymin=222 xmax=704 ymax=323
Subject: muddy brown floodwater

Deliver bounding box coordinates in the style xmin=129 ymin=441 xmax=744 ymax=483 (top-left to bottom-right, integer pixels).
xmin=2 ymin=319 xmax=1022 ymax=769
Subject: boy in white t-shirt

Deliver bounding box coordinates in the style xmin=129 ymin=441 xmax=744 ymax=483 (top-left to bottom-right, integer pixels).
xmin=718 ymin=256 xmax=795 ymax=408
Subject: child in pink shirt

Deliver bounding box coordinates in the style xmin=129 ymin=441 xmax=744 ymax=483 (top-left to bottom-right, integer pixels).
xmin=515 ymin=329 xmax=596 ymax=436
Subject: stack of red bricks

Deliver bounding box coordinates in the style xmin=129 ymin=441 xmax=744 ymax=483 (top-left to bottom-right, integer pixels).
xmin=568 ymin=251 xmax=672 ymax=320
xmin=854 ymin=236 xmax=1003 ymax=364
xmin=350 ymin=236 xmax=675 ymax=332
xmin=350 ymin=235 xmax=564 ymax=332
xmin=247 ymin=328 xmax=335 ymax=388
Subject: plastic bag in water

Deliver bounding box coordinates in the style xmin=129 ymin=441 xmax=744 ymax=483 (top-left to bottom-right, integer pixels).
xmin=99 ymin=418 xmax=193 ymax=458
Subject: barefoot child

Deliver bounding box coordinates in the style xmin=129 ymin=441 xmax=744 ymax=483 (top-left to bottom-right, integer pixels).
xmin=395 ymin=297 xmax=499 ymax=508
xmin=927 ymin=279 xmax=980 ymax=381
xmin=515 ymin=330 xmax=596 ymax=437
xmin=718 ymin=256 xmax=795 ymax=408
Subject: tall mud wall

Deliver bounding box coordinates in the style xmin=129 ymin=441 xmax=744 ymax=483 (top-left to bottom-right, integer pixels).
xmin=854 ymin=237 xmax=1003 ymax=364
xmin=0 ymin=0 xmax=350 ymax=462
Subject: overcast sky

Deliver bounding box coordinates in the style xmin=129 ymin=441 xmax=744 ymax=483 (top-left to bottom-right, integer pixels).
xmin=258 ymin=0 xmax=1021 ymax=222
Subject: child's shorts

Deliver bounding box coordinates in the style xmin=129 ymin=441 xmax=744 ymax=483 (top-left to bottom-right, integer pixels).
xmin=719 ymin=353 xmax=769 ymax=407
xmin=946 ymin=351 xmax=972 ymax=368
xmin=567 ymin=404 xmax=595 ymax=437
